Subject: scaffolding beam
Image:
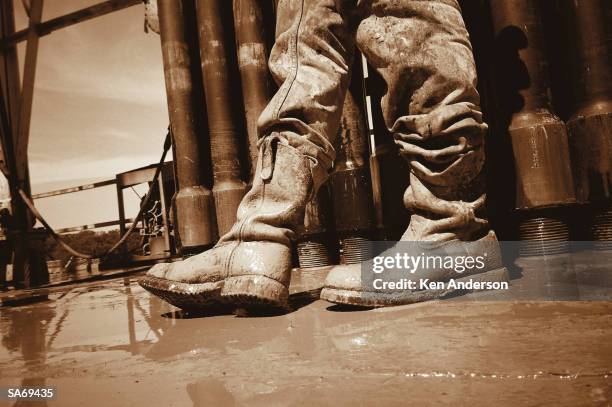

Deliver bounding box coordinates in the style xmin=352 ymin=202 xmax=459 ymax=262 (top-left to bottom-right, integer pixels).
xmin=1 ymin=0 xmax=141 ymax=48
xmin=15 ymin=0 xmax=42 ymax=186
xmin=0 ymin=0 xmax=20 ymax=143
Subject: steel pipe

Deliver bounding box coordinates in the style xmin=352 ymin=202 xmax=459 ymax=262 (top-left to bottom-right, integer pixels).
xmin=196 ymin=0 xmax=247 ymax=237
xmin=331 ymin=84 xmax=374 ymax=264
xmin=296 ymin=184 xmax=333 ymax=269
xmin=233 ymin=0 xmax=274 ymax=179
xmin=158 ymin=0 xmax=215 ymax=250
xmin=561 ymin=0 xmax=612 ymax=245
xmin=491 ymin=0 xmax=576 ymax=254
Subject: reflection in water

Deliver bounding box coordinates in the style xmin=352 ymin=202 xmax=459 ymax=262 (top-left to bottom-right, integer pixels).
xmin=0 ymin=279 xmax=177 ymax=375
xmin=124 ymin=282 xmax=165 ymax=355
xmin=1 ymin=298 xmax=55 ymax=407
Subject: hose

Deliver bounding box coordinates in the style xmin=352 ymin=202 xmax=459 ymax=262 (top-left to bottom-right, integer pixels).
xmin=104 ymin=130 xmax=171 ymax=256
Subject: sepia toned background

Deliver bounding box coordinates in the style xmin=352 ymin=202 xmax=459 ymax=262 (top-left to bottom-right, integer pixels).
xmin=14 ymin=0 xmax=166 ymax=229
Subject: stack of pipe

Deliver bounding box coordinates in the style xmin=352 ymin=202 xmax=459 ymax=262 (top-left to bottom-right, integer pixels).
xmin=490 ymin=0 xmax=576 ymax=256
xmin=158 ymin=0 xmax=275 ymax=248
xmin=157 ymin=0 xmax=215 ymax=252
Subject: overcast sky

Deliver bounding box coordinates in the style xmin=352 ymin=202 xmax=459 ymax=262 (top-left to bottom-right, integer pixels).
xmin=14 ymin=0 xmax=168 ymax=189
xmin=11 ymin=0 xmax=168 ymax=228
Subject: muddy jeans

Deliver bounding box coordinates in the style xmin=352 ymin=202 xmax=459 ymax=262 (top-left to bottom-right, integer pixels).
xmin=258 ymin=0 xmax=488 ymax=242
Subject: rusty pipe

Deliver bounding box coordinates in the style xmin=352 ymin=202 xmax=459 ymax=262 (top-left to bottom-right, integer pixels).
xmin=233 ymin=0 xmax=274 ymax=179
xmin=331 ymin=82 xmax=374 ymax=264
xmin=296 ymin=184 xmax=334 ymax=269
xmin=490 ymin=0 xmax=576 ymax=254
xmin=196 ymin=0 xmax=247 ymax=237
xmin=491 ymin=0 xmax=576 ymax=210
xmin=562 ymin=0 xmax=612 ymax=204
xmin=158 ymin=0 xmax=215 ymax=250
xmin=297 ymin=80 xmax=377 ymax=268
xmin=564 ymin=0 xmax=612 ymax=119
xmin=561 ymin=0 xmax=612 ymax=245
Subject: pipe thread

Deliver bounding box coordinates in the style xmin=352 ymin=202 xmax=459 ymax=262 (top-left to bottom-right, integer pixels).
xmin=519 ymin=216 xmax=570 ymax=257
xmin=297 ymin=239 xmax=331 ymax=269
xmin=339 ymin=236 xmax=373 ymax=265
xmin=592 ymin=205 xmax=612 ymax=250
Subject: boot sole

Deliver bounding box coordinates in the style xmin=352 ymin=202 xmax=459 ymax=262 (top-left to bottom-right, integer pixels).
xmin=221 ymin=274 xmax=289 ymax=309
xmin=139 ymin=274 xmax=289 ymax=311
xmin=138 ymin=276 xmax=223 ymax=311
xmin=320 ymin=267 xmax=509 ymax=308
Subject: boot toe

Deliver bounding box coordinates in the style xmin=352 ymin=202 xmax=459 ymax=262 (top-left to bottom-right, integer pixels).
xmin=147 ymin=262 xmax=170 ymax=278
xmin=323 ymin=264 xmax=364 ymax=291
xmin=165 ymin=250 xmax=228 ymax=284
xmin=145 ymin=245 xmax=232 ymax=284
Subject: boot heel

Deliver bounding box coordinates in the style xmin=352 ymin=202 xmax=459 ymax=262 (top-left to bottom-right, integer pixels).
xmin=221 ymin=275 xmax=289 ymax=308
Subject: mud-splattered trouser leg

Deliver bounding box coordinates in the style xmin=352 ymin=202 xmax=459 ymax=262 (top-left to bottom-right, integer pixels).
xmin=257 ymin=0 xmax=357 ymax=190
xmin=357 ymin=0 xmax=489 ymax=241
xmin=261 ymin=0 xmax=488 ymax=242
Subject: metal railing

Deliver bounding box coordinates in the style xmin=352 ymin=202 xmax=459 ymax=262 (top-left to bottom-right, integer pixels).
xmin=32 ymin=178 xmax=135 ymax=235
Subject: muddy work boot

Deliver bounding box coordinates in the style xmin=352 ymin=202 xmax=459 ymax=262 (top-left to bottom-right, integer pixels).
xmin=321 ymin=232 xmax=508 ymax=307
xmin=139 ymin=136 xmax=314 ymax=310
xmin=321 ymin=0 xmax=509 ymax=307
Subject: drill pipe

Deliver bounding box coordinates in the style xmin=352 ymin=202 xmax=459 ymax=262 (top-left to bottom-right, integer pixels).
xmin=562 ymin=0 xmax=612 ymax=246
xmin=233 ymin=0 xmax=275 ymax=179
xmin=331 ymin=85 xmax=374 ymax=264
xmin=296 ymin=184 xmax=334 ymax=269
xmin=491 ymin=0 xmax=575 ymax=255
xmin=357 ymin=53 xmax=411 ymax=241
xmin=196 ymin=0 xmax=247 ymax=237
xmin=158 ymin=0 xmax=215 ymax=249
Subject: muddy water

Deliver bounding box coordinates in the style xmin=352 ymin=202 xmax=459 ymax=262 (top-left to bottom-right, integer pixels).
xmin=0 ymin=275 xmax=611 ymax=406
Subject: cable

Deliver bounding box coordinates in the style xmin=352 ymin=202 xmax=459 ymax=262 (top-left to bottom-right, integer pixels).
xmin=130 ymin=186 xmax=143 ymax=200
xmin=105 ymin=130 xmax=171 ymax=256
xmin=18 ymin=188 xmax=93 ymax=258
